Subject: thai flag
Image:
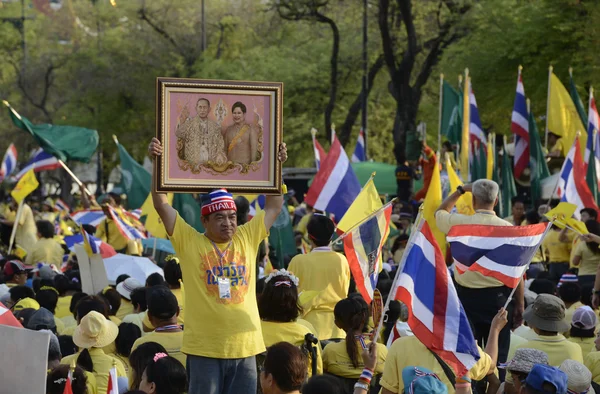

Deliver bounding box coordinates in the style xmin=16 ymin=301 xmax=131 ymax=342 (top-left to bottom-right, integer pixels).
xmin=0 ymin=144 xmax=18 ymax=182
xmin=0 ymin=302 xmax=23 ymax=328
xmin=469 ymin=84 xmax=487 ymax=151
xmin=55 ymin=199 xmax=70 ymax=213
xmin=64 ymin=233 xmax=117 ymax=258
xmin=585 ymin=94 xmax=600 ymax=175
xmin=447 ymin=223 xmax=549 ymax=288
xmin=311 ymin=129 xmax=327 ymax=170
xmin=107 ymin=206 xmax=146 ymax=240
xmin=557 ymin=135 xmax=600 ymax=219
xmin=305 ymin=135 xmax=361 ymax=220
xmin=128 ymin=209 xmax=142 ymax=220
xmin=248 ymin=195 xmax=266 ymax=220
xmin=393 ymin=221 xmax=480 ymax=378
xmin=351 ymin=129 xmax=366 ymax=163
xmin=512 ymin=70 xmax=530 ymax=178
xmin=70 ymin=209 xmax=106 ymax=227
xmin=106 ymin=365 xmax=119 ymax=394
xmin=14 ymin=148 xmax=60 ymax=180
xmin=343 ymin=203 xmax=392 ymax=303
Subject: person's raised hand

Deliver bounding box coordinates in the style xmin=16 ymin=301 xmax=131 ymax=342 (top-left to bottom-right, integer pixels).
xmin=362 ymin=341 xmax=378 ymax=371
xmin=462 ymin=183 xmax=473 ymax=193
xmin=491 ymin=307 xmax=509 ymax=332
xmin=148 ymin=138 xmax=163 ymax=160
xmin=278 ymin=142 xmax=287 ymax=163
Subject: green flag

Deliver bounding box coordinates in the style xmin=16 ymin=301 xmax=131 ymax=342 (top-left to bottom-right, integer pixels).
xmin=529 ymin=110 xmax=550 ymax=204
xmin=501 ymin=145 xmax=517 ymax=217
xmin=441 ymin=81 xmax=463 ymax=146
xmin=268 ymin=198 xmax=297 ymax=269
xmin=6 ymin=103 xmax=98 ymax=162
xmin=569 ymin=74 xmax=588 ymax=128
xmin=117 ymin=142 xmax=151 ymax=210
xmin=173 ymin=193 xmax=205 ymax=233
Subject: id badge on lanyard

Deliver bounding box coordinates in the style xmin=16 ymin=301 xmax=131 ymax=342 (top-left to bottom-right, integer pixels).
xmin=218 ymin=277 xmax=231 ymax=299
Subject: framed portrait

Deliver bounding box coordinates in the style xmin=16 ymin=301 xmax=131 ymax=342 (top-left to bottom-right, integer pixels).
xmin=155 ymin=78 xmax=283 ymax=194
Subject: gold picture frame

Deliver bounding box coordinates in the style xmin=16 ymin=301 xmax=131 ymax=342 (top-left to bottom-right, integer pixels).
xmin=155 ymin=77 xmax=283 ymax=194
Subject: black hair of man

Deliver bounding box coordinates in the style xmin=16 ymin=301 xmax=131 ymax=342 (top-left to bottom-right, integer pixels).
xmin=306 ymin=214 xmax=335 ymax=247
xmin=36 ymin=220 xmax=55 ymax=239
xmin=147 ymin=286 xmax=178 ymax=321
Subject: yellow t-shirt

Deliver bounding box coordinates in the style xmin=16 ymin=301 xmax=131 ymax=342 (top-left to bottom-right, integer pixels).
xmin=60 ymin=348 xmax=126 ymax=394
xmin=552 ymin=138 xmax=565 ymax=155
xmin=295 ymin=213 xmax=312 ymax=236
xmin=170 ymin=211 xmax=267 ymax=358
xmin=61 ymin=315 xmax=77 ymax=330
xmin=504 ymin=215 xmax=526 ymax=226
xmin=288 ymin=248 xmax=350 ymax=340
xmin=516 ymin=333 xmax=583 ymax=366
xmin=112 ymin=352 xmax=131 ymax=375
xmin=55 ymin=295 xmax=73 ymax=319
xmin=108 ymin=315 xmax=122 ymax=326
xmin=132 ymin=330 xmax=186 ymax=367
xmin=380 ymin=335 xmax=492 ymax=393
xmin=569 ymin=336 xmax=596 ymax=357
xmin=322 ymin=339 xmax=387 ymax=378
xmin=543 ymin=229 xmax=573 ymax=263
xmin=95 ymin=218 xmax=129 ymax=252
xmin=171 ymin=287 xmax=185 ymax=325
xmin=122 ymin=311 xmax=146 ymax=334
xmin=15 ymin=203 xmax=38 ymax=253
xmin=574 ymin=241 xmax=600 ymax=276
xmin=261 ymin=319 xmax=323 ymax=376
xmin=55 ymin=316 xmax=65 ymax=335
xmin=436 ymin=210 xmax=512 ymax=288
xmin=116 ymin=299 xmax=134 ymax=321
xmin=584 ymin=351 xmax=600 ymax=383
xmin=25 ymin=238 xmax=65 ymax=266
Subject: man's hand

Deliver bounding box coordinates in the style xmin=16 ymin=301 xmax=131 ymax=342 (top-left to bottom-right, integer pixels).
xmin=512 ymin=303 xmax=524 ymax=329
xmin=278 ymin=142 xmax=287 ymax=163
xmin=149 ymin=137 xmax=163 ymax=160
xmin=461 ymin=183 xmax=473 ymax=193
xmin=361 ymin=342 xmax=378 ymax=372
xmin=491 ymin=308 xmax=509 ymax=333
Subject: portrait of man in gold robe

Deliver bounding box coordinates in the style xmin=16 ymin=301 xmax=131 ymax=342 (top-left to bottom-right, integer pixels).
xmin=175 ymin=98 xmax=227 ymax=167
xmin=223 ymin=101 xmax=261 ymax=165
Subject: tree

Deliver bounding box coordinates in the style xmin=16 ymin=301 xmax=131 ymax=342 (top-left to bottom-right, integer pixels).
xmin=378 ymin=0 xmax=471 ymax=163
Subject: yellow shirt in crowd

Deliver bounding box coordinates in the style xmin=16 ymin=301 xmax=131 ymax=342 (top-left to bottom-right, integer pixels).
xmin=584 ymin=351 xmax=600 ymax=383
xmin=542 ymin=229 xmax=573 ymax=263
xmin=516 ymin=333 xmax=583 ymax=366
xmin=573 ymin=241 xmax=600 ymax=276
xmin=132 ymin=330 xmax=186 ymax=366
xmin=55 ymin=295 xmax=73 ymax=319
xmin=95 ymin=218 xmax=139 ymax=254
xmin=261 ymin=319 xmax=323 ymax=376
xmin=296 ymin=213 xmax=312 ymax=236
xmin=14 ymin=203 xmax=38 ymax=253
xmin=322 ymin=339 xmax=387 ymax=378
xmin=380 ymin=335 xmax=493 ymax=394
xmin=436 ymin=210 xmax=512 ymax=288
xmin=288 ymin=247 xmax=351 ymax=340
xmin=122 ymin=311 xmax=146 ymax=335
xmin=116 ymin=299 xmax=134 ymax=321
xmin=170 ymin=211 xmax=267 ymax=359
xmin=569 ymin=336 xmax=596 ymax=357
xmin=54 ymin=316 xmax=65 ymax=335
xmin=171 ymin=287 xmax=185 ymax=325
xmin=25 ymin=238 xmax=65 ymax=266
xmin=61 ymin=348 xmax=126 ymax=394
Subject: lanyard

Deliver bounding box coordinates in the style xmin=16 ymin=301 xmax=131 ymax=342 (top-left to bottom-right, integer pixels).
xmin=155 ymin=324 xmax=182 ymax=332
xmin=208 ymin=238 xmax=232 ymax=265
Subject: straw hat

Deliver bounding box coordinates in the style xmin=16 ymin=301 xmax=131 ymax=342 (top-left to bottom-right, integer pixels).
xmin=559 ymin=360 xmax=596 ymax=394
xmin=73 ymin=311 xmax=118 ymax=349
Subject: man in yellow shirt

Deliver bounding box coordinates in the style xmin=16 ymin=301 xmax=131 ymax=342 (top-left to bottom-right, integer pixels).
xmin=435 ymin=180 xmax=518 ymax=374
xmin=0 ymin=200 xmax=38 ymax=253
xmin=542 ymin=227 xmax=573 ymax=281
xmin=131 ymin=287 xmax=185 ymax=366
xmin=288 ymin=215 xmax=350 ymax=342
xmin=516 ymin=294 xmax=583 ymax=366
xmin=148 ymin=137 xmax=287 ymax=394
xmin=95 ymin=204 xmax=139 ymax=255
xmin=25 ymin=220 xmax=65 ymax=266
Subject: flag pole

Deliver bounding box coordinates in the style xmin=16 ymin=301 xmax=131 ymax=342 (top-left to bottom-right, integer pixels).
xmin=373 ymin=206 xmax=425 ymax=343
xmin=7 ymin=199 xmax=24 ymax=254
xmin=502 ymin=221 xmax=554 ymax=309
xmin=330 ymin=198 xmax=396 ymax=246
xmin=438 ymin=73 xmax=444 ymax=154
xmin=331 ymin=123 xmax=336 ymax=145
xmin=544 ymin=65 xmax=553 ymax=148
xmin=460 ymin=69 xmax=470 ymax=181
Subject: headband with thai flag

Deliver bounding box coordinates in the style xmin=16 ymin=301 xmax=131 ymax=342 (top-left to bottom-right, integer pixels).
xmin=201 ymin=189 xmax=237 ymax=216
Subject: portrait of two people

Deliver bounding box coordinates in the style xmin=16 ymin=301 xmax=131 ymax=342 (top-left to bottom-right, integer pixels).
xmin=175 ymin=98 xmax=262 ymax=173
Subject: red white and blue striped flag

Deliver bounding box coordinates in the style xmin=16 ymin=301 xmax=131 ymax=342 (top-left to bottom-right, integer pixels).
xmin=343 ymin=203 xmax=392 ymax=303
xmin=512 ymin=69 xmax=530 ymax=178
xmin=311 ymin=128 xmax=327 ymax=170
xmin=14 ymin=148 xmax=60 ymax=180
xmin=585 ymin=93 xmax=600 ymax=175
xmin=0 ymin=143 xmax=17 ymax=182
xmin=55 ymin=199 xmax=70 ymax=213
xmin=351 ymin=129 xmax=366 ymax=163
xmin=447 ymin=223 xmax=550 ymax=288
xmin=393 ymin=221 xmax=480 ymax=378
xmin=107 ymin=206 xmax=146 ymax=240
xmin=71 ymin=209 xmax=106 ymax=227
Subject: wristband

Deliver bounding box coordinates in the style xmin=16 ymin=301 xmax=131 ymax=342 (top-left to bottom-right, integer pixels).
xmin=457 ymin=185 xmax=466 ymax=195
xmin=456 ymin=383 xmax=471 ymax=388
xmin=354 ymin=382 xmax=370 ymax=391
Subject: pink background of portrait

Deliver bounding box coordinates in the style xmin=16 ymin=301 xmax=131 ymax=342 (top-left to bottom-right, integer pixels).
xmin=167 ymin=92 xmax=271 ymax=182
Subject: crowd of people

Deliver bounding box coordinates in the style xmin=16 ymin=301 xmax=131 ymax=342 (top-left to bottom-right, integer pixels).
xmin=1 ymin=136 xmax=600 ymax=394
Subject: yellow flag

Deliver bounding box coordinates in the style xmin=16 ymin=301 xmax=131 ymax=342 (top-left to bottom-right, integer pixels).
xmin=544 ymin=202 xmax=577 ymax=222
xmin=486 ymin=134 xmax=494 ymax=180
xmin=548 ymin=73 xmax=586 ymax=156
xmin=460 ymin=73 xmax=470 ymax=180
xmin=422 ymin=159 xmax=446 ymax=255
xmin=445 ymin=154 xmax=474 ymax=215
xmin=140 ymin=193 xmax=174 ymax=239
xmin=11 ymin=169 xmax=39 ymax=203
xmin=336 ymin=177 xmax=381 ymax=233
